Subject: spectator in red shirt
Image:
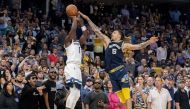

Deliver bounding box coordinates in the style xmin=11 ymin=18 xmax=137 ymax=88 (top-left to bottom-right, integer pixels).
xmin=48 ymin=48 xmax=59 ymax=64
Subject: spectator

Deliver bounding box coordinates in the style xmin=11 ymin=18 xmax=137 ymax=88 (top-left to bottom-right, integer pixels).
xmin=147 ymin=76 xmax=172 ymax=109
xmin=54 ymin=81 xmax=68 ymax=109
xmin=13 ymin=73 xmax=24 ymax=101
xmin=105 ymin=80 xmax=126 ymax=109
xmin=84 ymin=78 xmax=109 ymax=109
xmin=48 ymin=48 xmax=59 ymax=64
xmin=43 ymin=69 xmax=57 ymax=109
xmin=145 ymin=76 xmax=155 ymax=93
xmin=132 ymin=75 xmax=148 ymax=109
xmin=81 ymin=76 xmax=93 ymax=109
xmin=174 ymin=79 xmax=190 ymax=109
xmin=19 ymin=73 xmax=45 ymax=109
xmin=164 ymin=75 xmax=176 ymax=109
xmin=185 ymin=77 xmax=190 ymax=97
xmin=156 ymin=42 xmax=167 ymax=65
xmin=0 ymin=81 xmax=18 ymax=109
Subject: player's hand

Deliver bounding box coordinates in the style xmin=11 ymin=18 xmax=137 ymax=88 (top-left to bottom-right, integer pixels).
xmin=76 ymin=15 xmax=84 ymax=26
xmin=78 ymin=11 xmax=89 ymax=20
xmin=70 ymin=16 xmax=77 ymax=21
xmin=149 ymin=36 xmax=158 ymax=44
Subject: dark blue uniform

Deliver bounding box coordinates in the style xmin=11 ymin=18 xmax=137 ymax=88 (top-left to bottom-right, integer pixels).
xmin=105 ymin=41 xmax=129 ymax=92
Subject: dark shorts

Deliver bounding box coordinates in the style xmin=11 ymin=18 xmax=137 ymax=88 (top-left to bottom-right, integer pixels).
xmin=109 ymin=68 xmax=130 ymax=92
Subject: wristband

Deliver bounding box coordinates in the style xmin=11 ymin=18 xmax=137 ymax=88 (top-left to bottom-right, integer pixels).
xmin=81 ymin=26 xmax=87 ymax=31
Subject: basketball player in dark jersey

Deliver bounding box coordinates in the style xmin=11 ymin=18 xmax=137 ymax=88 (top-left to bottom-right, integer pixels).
xmin=79 ymin=11 xmax=158 ymax=109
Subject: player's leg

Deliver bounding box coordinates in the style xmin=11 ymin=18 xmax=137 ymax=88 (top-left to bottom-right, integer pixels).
xmin=109 ymin=76 xmax=127 ymax=104
xmin=120 ymin=73 xmax=132 ymax=109
xmin=116 ymin=90 xmax=126 ymax=104
xmin=121 ymin=88 xmax=132 ymax=109
xmin=64 ymin=64 xmax=80 ymax=109
xmin=66 ymin=85 xmax=80 ymax=109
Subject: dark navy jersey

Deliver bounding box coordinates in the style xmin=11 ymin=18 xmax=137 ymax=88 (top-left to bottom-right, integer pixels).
xmin=105 ymin=41 xmax=125 ymax=71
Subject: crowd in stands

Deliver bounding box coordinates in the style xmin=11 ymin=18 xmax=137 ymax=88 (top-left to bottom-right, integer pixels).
xmin=0 ymin=0 xmax=190 ymax=109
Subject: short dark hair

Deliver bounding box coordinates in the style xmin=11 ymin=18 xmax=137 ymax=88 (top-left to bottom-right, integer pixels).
xmin=116 ymin=30 xmax=124 ymax=40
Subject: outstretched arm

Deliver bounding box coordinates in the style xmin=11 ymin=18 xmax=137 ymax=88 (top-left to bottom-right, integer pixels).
xmin=123 ymin=36 xmax=158 ymax=51
xmin=79 ymin=11 xmax=111 ymax=48
xmin=64 ymin=17 xmax=78 ymax=47
xmin=77 ymin=15 xmax=89 ymax=45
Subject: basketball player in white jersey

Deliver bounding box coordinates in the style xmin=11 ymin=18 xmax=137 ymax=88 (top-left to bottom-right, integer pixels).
xmin=64 ymin=15 xmax=88 ymax=109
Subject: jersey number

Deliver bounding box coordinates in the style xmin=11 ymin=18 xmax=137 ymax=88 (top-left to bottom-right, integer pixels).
xmin=112 ymin=49 xmax=117 ymax=54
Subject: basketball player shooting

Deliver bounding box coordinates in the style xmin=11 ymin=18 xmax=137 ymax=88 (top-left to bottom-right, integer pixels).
xmin=79 ymin=11 xmax=158 ymax=109
xmin=64 ymin=7 xmax=88 ymax=109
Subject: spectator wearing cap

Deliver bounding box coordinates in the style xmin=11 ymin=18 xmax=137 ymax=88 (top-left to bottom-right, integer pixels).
xmin=147 ymin=76 xmax=172 ymax=109
xmin=81 ymin=76 xmax=93 ymax=109
xmin=19 ymin=73 xmax=45 ymax=109
xmin=43 ymin=68 xmax=57 ymax=109
xmin=174 ymin=79 xmax=190 ymax=109
xmin=164 ymin=75 xmax=176 ymax=109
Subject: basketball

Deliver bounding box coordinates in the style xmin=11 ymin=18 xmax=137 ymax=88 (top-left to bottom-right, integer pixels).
xmin=66 ymin=4 xmax=78 ymax=16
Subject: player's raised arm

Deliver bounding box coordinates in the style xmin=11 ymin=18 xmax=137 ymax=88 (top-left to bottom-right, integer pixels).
xmin=77 ymin=15 xmax=89 ymax=45
xmin=79 ymin=11 xmax=111 ymax=48
xmin=123 ymin=36 xmax=158 ymax=51
xmin=64 ymin=17 xmax=78 ymax=47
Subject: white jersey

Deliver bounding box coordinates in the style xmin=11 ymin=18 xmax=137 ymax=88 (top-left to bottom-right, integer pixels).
xmin=65 ymin=41 xmax=82 ymax=65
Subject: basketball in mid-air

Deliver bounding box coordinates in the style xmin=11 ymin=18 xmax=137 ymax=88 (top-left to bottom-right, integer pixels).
xmin=66 ymin=4 xmax=78 ymax=16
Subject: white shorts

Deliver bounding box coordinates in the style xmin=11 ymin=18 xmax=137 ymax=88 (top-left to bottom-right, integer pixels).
xmin=64 ymin=63 xmax=82 ymax=89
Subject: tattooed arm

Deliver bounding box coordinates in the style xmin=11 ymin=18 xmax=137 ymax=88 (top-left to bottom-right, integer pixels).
xmin=122 ymin=36 xmax=158 ymax=51
xmin=79 ymin=11 xmax=110 ymax=48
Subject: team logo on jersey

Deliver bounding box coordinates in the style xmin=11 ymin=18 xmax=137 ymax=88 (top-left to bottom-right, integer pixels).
xmin=109 ymin=44 xmax=121 ymax=49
